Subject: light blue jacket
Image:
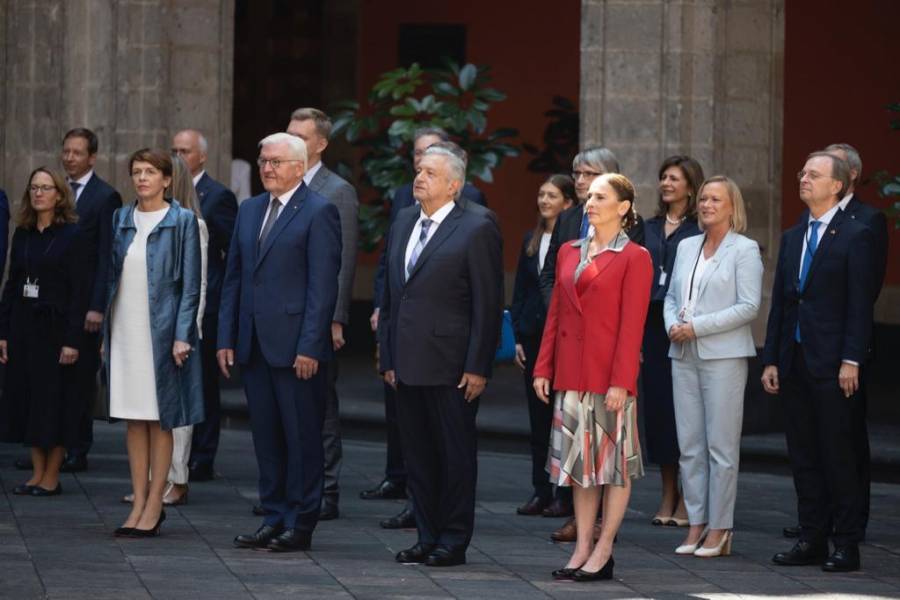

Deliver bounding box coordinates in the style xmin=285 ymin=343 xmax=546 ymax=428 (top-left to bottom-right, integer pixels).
xmin=104 ymin=200 xmax=204 ymax=430
xmin=663 ymin=231 xmax=763 ymax=360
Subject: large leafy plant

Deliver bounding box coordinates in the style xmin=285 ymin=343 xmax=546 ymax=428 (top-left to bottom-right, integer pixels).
xmin=878 ymin=102 xmax=900 ymax=229
xmin=330 ymin=62 xmax=519 ymax=251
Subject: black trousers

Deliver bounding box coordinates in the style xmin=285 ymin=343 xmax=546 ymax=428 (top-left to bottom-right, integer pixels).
xmin=396 ymin=381 xmax=478 ymax=551
xmin=68 ymin=330 xmax=100 ymax=458
xmin=641 ymin=302 xmax=680 ymax=465
xmin=382 ymin=382 xmax=406 ymax=484
xmin=190 ymin=314 xmax=221 ymax=468
xmin=322 ymin=358 xmax=343 ymax=503
xmin=784 ymin=344 xmax=865 ymax=546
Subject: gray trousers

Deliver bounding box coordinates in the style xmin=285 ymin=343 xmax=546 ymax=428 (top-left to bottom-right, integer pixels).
xmin=672 ymin=342 xmax=747 ymax=530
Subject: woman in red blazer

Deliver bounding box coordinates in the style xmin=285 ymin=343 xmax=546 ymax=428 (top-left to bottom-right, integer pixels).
xmin=534 ymin=173 xmax=652 ymax=582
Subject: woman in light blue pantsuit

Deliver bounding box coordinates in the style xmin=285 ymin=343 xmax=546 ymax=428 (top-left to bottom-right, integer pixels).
xmin=663 ymin=176 xmax=763 ymax=557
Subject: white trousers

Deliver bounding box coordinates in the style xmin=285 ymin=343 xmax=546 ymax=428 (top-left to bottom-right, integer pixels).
xmin=672 ymin=342 xmax=747 ymax=529
xmin=169 ymin=425 xmax=193 ymax=485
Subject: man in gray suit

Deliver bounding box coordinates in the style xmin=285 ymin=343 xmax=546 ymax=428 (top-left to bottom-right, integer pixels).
xmin=287 ymin=108 xmax=360 ymax=520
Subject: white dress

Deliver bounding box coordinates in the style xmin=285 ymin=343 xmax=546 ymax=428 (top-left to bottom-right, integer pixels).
xmin=109 ymin=207 xmax=168 ymax=421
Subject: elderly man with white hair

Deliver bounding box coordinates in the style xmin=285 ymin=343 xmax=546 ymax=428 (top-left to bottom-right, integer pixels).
xmin=217 ymin=132 xmax=342 ymax=552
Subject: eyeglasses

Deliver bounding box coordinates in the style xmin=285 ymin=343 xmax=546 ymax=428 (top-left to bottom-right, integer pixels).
xmin=29 ymin=185 xmax=57 ymax=194
xmin=572 ymin=170 xmax=603 ymax=180
xmin=796 ymin=170 xmax=833 ymax=182
xmin=257 ymin=158 xmax=301 ymax=169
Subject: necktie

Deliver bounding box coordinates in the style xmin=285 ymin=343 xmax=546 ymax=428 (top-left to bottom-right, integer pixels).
xmin=579 ymin=211 xmax=590 ymax=238
xmin=795 ymin=219 xmax=820 ymax=342
xmin=258 ymin=197 xmax=282 ymax=250
xmin=406 ymin=218 xmax=433 ymax=280
xmin=69 ymin=181 xmax=81 ymax=201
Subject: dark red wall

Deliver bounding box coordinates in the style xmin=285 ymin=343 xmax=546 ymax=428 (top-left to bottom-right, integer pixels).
xmin=357 ymin=0 xmax=581 ymax=270
xmin=783 ymin=0 xmax=900 ymax=283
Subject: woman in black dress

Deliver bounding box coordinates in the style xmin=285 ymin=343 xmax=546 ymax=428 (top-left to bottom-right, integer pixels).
xmin=0 ymin=167 xmax=87 ymax=496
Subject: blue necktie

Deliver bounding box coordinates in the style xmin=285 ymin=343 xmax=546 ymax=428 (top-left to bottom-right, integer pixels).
xmin=579 ymin=211 xmax=590 ymax=239
xmin=795 ymin=219 xmax=820 ymax=342
xmin=406 ymin=218 xmax=433 ymax=280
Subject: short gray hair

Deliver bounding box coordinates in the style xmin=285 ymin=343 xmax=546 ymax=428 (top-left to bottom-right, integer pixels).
xmin=573 ymin=146 xmax=620 ymax=175
xmin=175 ymin=128 xmax=208 ymax=153
xmin=422 ymin=145 xmax=465 ymax=199
xmin=806 ymin=151 xmax=851 ymax=197
xmin=824 ymin=142 xmax=862 ymax=183
xmin=259 ymin=132 xmax=308 ymax=171
xmin=427 ymin=140 xmax=468 ymax=168
xmin=414 ymin=126 xmax=449 ymax=143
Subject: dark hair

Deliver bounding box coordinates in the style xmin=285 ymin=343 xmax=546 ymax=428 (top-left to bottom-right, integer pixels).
xmin=655 ymin=155 xmax=705 ymax=219
xmin=413 ymin=126 xmax=450 ymax=142
xmin=18 ymin=167 xmax=79 ymax=229
xmin=128 ymin=148 xmax=173 ymax=178
xmin=63 ymin=128 xmax=99 ymax=155
xmin=290 ymin=107 xmax=333 ymax=139
xmin=603 ymin=173 xmax=639 ymax=232
xmin=526 ymin=174 xmax=577 ymax=257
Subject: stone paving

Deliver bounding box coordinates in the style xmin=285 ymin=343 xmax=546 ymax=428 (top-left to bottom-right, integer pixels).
xmin=2 ymin=423 xmax=899 ymax=599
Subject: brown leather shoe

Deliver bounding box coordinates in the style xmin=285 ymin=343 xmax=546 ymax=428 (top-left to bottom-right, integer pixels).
xmin=550 ymin=518 xmax=603 ymax=543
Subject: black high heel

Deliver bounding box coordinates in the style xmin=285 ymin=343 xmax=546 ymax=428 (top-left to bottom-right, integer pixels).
xmin=113 ymin=527 xmax=134 ymax=537
xmin=572 ymin=556 xmax=614 ymax=582
xmin=130 ymin=510 xmax=166 ymax=537
xmin=552 ymin=566 xmax=580 ymax=580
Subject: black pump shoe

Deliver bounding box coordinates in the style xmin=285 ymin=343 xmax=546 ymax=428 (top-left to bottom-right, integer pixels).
xmin=113 ymin=527 xmax=135 ymax=537
xmin=572 ymin=556 xmax=614 ymax=582
xmin=131 ymin=510 xmax=166 ymax=537
xmin=551 ymin=566 xmax=580 ymax=580
xmin=30 ymin=483 xmax=62 ymax=497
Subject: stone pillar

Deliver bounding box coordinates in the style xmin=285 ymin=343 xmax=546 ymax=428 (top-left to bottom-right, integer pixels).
xmin=0 ymin=0 xmax=234 ymax=197
xmin=580 ymin=0 xmax=784 ymax=342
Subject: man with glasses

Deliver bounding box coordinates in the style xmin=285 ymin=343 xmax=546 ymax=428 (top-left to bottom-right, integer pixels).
xmin=763 ymin=152 xmax=875 ymax=572
xmin=219 ymin=133 xmax=342 ymax=552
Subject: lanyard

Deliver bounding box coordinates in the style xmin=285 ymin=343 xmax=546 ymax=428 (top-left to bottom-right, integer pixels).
xmin=687 ymin=234 xmax=707 ymax=302
xmin=24 ymin=228 xmax=57 ymax=280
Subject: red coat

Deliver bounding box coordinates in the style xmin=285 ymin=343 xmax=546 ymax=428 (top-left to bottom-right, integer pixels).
xmin=534 ymin=240 xmax=652 ymax=396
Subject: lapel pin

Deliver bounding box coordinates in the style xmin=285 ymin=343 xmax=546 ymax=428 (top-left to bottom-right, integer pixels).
xmin=830 ymin=229 xmax=836 ymax=235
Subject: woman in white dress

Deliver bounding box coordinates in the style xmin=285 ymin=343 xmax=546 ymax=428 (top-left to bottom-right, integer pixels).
xmin=105 ymin=149 xmax=203 ymax=537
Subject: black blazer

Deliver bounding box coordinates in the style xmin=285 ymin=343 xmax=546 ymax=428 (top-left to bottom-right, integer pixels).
xmin=195 ymin=172 xmax=238 ymax=315
xmin=509 ymin=231 xmax=546 ymax=340
xmin=378 ymin=198 xmax=503 ymax=386
xmin=76 ymin=173 xmax=121 ymax=313
xmin=538 ymin=203 xmax=645 ymax=306
xmin=762 ymin=208 xmax=875 ymax=379
xmin=373 ymin=182 xmax=487 ymax=309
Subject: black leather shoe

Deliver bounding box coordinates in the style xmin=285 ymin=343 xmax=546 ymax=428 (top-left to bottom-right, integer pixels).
xmin=772 ymin=540 xmax=829 ymax=566
xmin=572 ymin=556 xmax=614 ymax=582
xmin=516 ymin=495 xmax=550 ymax=516
xmin=319 ymin=501 xmax=339 ymax=521
xmin=425 ymin=545 xmax=466 ymax=567
xmin=130 ymin=510 xmax=166 ymax=537
xmin=113 ymin=527 xmax=134 ymax=537
xmin=380 ymin=507 xmax=416 ymax=529
xmin=60 ymin=454 xmax=88 ymax=473
xmin=396 ymin=542 xmax=435 ymax=564
xmin=188 ymin=462 xmax=214 ymax=482
xmin=234 ymin=524 xmax=284 ymax=549
xmin=783 ymin=524 xmax=801 ymax=538
xmin=12 ymin=483 xmax=35 ymax=495
xmin=360 ymin=479 xmax=407 ymax=500
xmin=252 ymin=504 xmax=271 ymax=516
xmin=30 ymin=483 xmax=62 ymax=497
xmin=14 ymin=457 xmax=32 ymax=471
xmin=822 ymin=545 xmax=860 ymax=572
xmin=551 ymin=566 xmax=579 ymax=580
xmin=542 ymin=497 xmax=574 ymax=518
xmin=267 ymin=529 xmax=311 ymax=552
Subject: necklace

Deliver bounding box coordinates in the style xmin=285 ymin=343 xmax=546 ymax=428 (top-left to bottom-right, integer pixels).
xmin=665 ymin=213 xmax=685 ymax=225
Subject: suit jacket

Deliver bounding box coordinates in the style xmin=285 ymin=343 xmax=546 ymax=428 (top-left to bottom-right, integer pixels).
xmin=76 ymin=173 xmax=122 ymax=313
xmin=308 ymin=164 xmax=359 ymax=324
xmin=762 ymin=208 xmax=875 ymax=379
xmin=217 ymin=184 xmax=342 ymax=367
xmin=378 ymin=198 xmax=503 ymax=386
xmin=373 ymin=181 xmax=487 ymax=309
xmin=0 ymin=188 xmax=9 ymax=271
xmin=509 ymin=231 xmax=546 ymax=340
xmin=533 ymin=239 xmax=652 ymax=396
xmin=195 ymin=173 xmax=238 ymax=316
xmin=538 ymin=203 xmax=645 ymax=307
xmin=663 ymin=232 xmax=763 ymax=360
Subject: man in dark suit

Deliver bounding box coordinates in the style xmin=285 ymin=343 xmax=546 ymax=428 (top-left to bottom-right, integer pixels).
xmin=171 ymin=129 xmax=238 ymax=484
xmin=781 ymin=143 xmax=889 ymax=541
xmin=763 ymin=152 xmax=876 ymax=572
xmin=379 ymin=145 xmax=503 ymax=567
xmin=219 ymin=133 xmax=341 ymax=552
xmin=0 ymin=187 xmax=8 ymax=269
xmin=61 ymin=128 xmax=122 ymax=472
xmin=287 ymin=108 xmax=359 ymax=521
xmin=364 ymin=128 xmax=487 ymax=529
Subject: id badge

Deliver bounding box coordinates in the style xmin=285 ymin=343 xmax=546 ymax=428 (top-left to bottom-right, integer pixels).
xmin=23 ymin=282 xmax=39 ymax=298
xmin=658 ymin=271 xmax=667 ymax=286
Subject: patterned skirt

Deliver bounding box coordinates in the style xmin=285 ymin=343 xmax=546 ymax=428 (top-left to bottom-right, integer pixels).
xmin=546 ymin=390 xmax=644 ymax=488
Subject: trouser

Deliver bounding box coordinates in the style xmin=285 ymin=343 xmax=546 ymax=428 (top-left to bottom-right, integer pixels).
xmin=322 ymin=358 xmax=342 ymax=505
xmin=396 ymin=381 xmax=478 ymax=550
xmin=672 ymin=342 xmax=747 ymax=530
xmin=169 ymin=426 xmax=193 ymax=485
xmin=68 ymin=329 xmax=101 ymax=458
xmin=784 ymin=344 xmax=865 ymax=546
xmin=190 ymin=315 xmax=221 ymax=468
xmin=383 ymin=382 xmax=407 ymax=484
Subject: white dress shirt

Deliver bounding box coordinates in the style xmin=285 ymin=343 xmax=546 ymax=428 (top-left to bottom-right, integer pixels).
xmin=538 ymin=231 xmax=552 ymax=272
xmin=838 ymin=192 xmax=853 ymax=211
xmin=303 ymin=161 xmax=322 ymax=186
xmin=68 ymin=170 xmax=93 ymax=203
xmin=192 ymin=170 xmax=205 ymax=187
xmin=403 ymin=201 xmax=456 ymax=273
xmin=799 ymin=202 xmax=841 ymax=279
xmin=258 ymin=180 xmax=302 ymax=239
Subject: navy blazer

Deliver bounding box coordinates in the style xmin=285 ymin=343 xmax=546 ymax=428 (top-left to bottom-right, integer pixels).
xmin=195 ymin=172 xmax=238 ymax=316
xmin=539 ymin=203 xmax=645 ymax=307
xmin=642 ymin=216 xmax=701 ymax=302
xmin=762 ymin=208 xmax=875 ymax=379
xmin=509 ymin=231 xmax=546 ymax=340
xmin=76 ymin=173 xmax=122 ymax=313
xmin=373 ymin=182 xmax=487 ymax=309
xmin=378 ymin=198 xmax=503 ymax=386
xmin=217 ymin=184 xmax=342 ymax=368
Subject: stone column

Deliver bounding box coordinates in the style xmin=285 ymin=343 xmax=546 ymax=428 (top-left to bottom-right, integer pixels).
xmin=0 ymin=0 xmax=234 ymax=196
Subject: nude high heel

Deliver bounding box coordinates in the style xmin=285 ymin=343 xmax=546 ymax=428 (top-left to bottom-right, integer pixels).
xmin=694 ymin=530 xmax=732 ymax=557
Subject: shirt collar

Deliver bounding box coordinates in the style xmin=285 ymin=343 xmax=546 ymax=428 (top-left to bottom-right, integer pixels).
xmin=838 ymin=192 xmax=853 ymax=211
xmin=572 ymin=229 xmax=629 ymax=253
xmin=809 ymin=202 xmax=841 ymax=227
xmin=192 ymin=170 xmax=206 ymax=187
xmin=273 ymin=180 xmax=303 ymax=206
xmin=303 ymin=161 xmax=323 ymax=185
xmin=69 ymin=170 xmax=93 ymax=187
xmin=419 ymin=200 xmax=455 ymax=225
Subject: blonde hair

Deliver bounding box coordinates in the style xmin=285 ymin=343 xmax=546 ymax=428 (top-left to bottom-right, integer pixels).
xmin=167 ymin=154 xmax=202 ymax=219
xmin=697 ymin=175 xmax=747 ymax=233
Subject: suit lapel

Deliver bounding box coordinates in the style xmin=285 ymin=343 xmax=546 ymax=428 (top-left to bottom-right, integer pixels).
xmin=196 ymin=173 xmax=211 ymax=210
xmin=696 ymin=231 xmax=736 ymax=299
xmin=559 ymin=245 xmax=583 ymax=314
xmin=392 ymin=207 xmax=419 ymax=287
xmin=308 ymin=165 xmax=329 ymax=194
xmin=802 ymin=208 xmax=844 ymax=291
xmin=255 ymin=186 xmax=307 ymax=269
xmin=405 ymin=204 xmax=461 ymax=283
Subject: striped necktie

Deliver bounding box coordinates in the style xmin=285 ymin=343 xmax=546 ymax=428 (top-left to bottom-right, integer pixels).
xmin=406 ymin=218 xmax=433 ymax=280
